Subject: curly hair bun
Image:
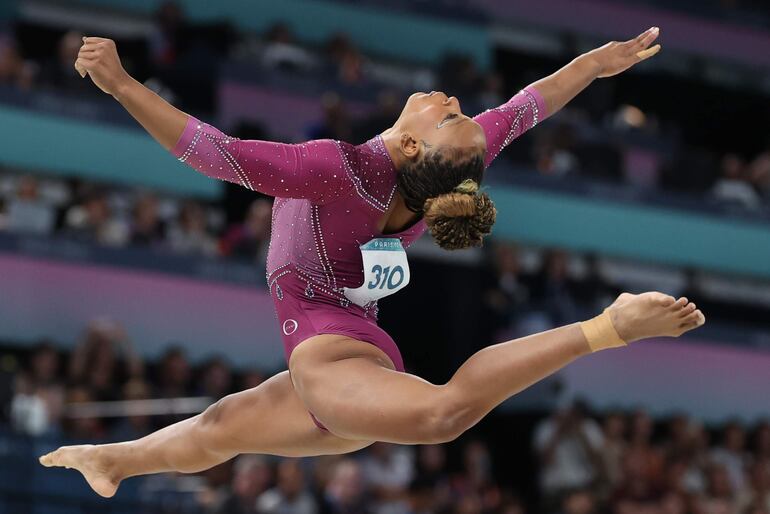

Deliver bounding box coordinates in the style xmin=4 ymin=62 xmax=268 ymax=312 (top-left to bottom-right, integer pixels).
xmin=423 ymin=191 xmax=496 ymax=250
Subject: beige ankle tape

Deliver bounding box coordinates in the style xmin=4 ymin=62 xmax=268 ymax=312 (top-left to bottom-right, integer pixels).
xmin=579 ymin=309 xmax=627 ymax=352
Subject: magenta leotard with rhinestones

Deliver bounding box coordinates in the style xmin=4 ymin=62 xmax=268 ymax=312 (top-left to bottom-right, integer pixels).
xmin=172 ymin=87 xmax=547 ymax=372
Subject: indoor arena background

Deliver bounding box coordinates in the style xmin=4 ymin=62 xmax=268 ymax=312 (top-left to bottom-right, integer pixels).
xmin=1 ymin=0 xmax=770 ymax=513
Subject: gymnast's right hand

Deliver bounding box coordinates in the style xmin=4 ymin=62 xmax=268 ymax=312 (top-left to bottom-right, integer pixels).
xmin=74 ymin=36 xmax=132 ymax=97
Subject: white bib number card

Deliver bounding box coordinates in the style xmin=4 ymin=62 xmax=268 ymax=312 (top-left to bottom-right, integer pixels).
xmin=343 ymin=238 xmax=411 ymax=307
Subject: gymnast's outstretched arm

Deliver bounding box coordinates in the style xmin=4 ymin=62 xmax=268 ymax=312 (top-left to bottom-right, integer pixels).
xmin=75 ymin=37 xmax=350 ymax=202
xmin=474 ymin=27 xmax=661 ymax=168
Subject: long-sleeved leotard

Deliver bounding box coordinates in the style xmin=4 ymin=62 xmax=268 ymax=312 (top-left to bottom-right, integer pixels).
xmin=172 ymin=86 xmax=547 ymax=371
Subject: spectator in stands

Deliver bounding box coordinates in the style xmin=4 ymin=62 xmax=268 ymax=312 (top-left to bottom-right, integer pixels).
xmin=220 ymin=198 xmax=272 ymax=263
xmin=749 ymin=148 xmax=770 ymax=199
xmin=63 ymin=385 xmax=105 ymax=440
xmin=197 ymin=356 xmax=233 ymax=401
xmin=214 ymin=455 xmax=273 ymax=514
xmin=39 ymin=31 xmax=93 ymax=94
xmin=415 ymin=444 xmax=451 ymax=510
xmin=697 ymin=463 xmax=736 ymax=514
xmin=260 ymin=23 xmax=317 ymax=73
xmin=68 ymin=319 xmax=144 ymax=401
xmin=737 ymin=461 xmax=770 ymax=513
xmin=361 ymin=442 xmax=414 ymax=514
xmin=530 ymin=250 xmax=580 ymax=327
xmin=0 ymin=33 xmax=35 ymax=90
xmin=533 ymin=399 xmax=604 ymax=509
xmin=155 ymin=346 xmax=191 ymax=399
xmin=63 ymin=189 xmax=127 ymax=246
xmin=130 ymin=193 xmax=166 ymax=247
xmin=306 ymin=91 xmax=353 ymax=142
xmin=559 ymin=489 xmax=598 ymax=514
xmin=600 ymin=412 xmax=627 ymax=492
xmin=754 ymin=422 xmax=770 ymax=474
xmin=325 ymin=33 xmax=365 ymax=84
xmin=10 ymin=342 xmax=66 ymax=436
xmin=534 ymin=124 xmax=580 ymax=178
xmin=484 ymin=242 xmax=531 ymax=338
xmin=110 ymin=378 xmax=154 ymax=440
xmin=352 ymin=90 xmax=402 ymax=145
xmin=257 ymin=458 xmax=318 ymax=514
xmin=711 ymin=153 xmax=761 ymax=210
xmin=5 ymin=175 xmax=54 ymax=235
xmin=324 ymin=459 xmax=371 ymax=514
xmin=167 ymin=200 xmax=218 ymax=256
xmin=627 ymin=409 xmax=665 ymax=481
xmin=711 ymin=421 xmax=751 ymax=493
xmin=239 ymin=368 xmax=267 ymax=390
xmin=150 ymin=1 xmax=189 ymax=67
xmin=611 ymin=444 xmax=665 ymax=514
xmin=663 ymin=415 xmax=706 ymax=494
xmin=455 ymin=440 xmax=494 ymax=494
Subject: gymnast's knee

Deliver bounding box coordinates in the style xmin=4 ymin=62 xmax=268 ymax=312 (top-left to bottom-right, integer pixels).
xmin=415 ymin=390 xmax=477 ymax=444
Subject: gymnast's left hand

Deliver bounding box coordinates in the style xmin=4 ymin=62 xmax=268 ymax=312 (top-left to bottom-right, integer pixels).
xmin=74 ymin=36 xmax=132 ymax=97
xmin=586 ymin=27 xmax=662 ymax=78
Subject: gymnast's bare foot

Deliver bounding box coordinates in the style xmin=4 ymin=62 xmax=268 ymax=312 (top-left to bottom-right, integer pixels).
xmin=607 ymin=292 xmax=705 ymax=343
xmin=39 ymin=445 xmax=121 ymax=498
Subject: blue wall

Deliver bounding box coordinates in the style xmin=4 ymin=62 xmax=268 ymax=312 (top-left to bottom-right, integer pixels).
xmin=0 ymin=105 xmax=219 ymax=197
xmin=490 ymin=186 xmax=770 ymax=279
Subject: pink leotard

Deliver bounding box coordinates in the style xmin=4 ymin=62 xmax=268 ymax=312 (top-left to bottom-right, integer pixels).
xmin=172 ymin=87 xmax=547 ymax=372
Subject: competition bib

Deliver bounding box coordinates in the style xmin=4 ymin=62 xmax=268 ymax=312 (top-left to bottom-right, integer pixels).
xmin=343 ymin=238 xmax=411 ymax=307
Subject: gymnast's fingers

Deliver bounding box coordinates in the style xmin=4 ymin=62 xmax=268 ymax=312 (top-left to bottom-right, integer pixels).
xmin=74 ymin=56 xmax=95 ymax=78
xmin=636 ymin=44 xmax=661 ymax=61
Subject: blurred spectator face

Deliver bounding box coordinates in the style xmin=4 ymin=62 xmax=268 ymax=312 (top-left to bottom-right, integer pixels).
xmin=265 ymin=23 xmax=294 ymax=44
xmin=66 ymin=386 xmax=102 ymax=438
xmin=394 ymin=91 xmax=486 ymax=157
xmin=754 ymin=422 xmax=770 ymax=456
xmin=232 ymin=455 xmax=272 ymax=500
xmin=160 ymin=348 xmax=190 ymax=391
xmin=455 ymin=493 xmax=483 ymax=514
xmin=724 ymin=422 xmax=745 ymax=451
xmin=545 ymin=250 xmax=569 ymax=281
xmin=495 ymin=244 xmax=520 ymax=275
xmin=631 ymin=410 xmax=654 ymax=444
xmin=464 ymin=440 xmax=492 ymax=483
xmin=85 ymin=194 xmax=110 ymax=226
xmin=157 ymin=1 xmax=185 ymax=33
xmin=134 ymin=194 xmax=160 ymax=231
xmin=562 ymin=490 xmax=596 ymax=514
xmin=201 ymin=358 xmax=232 ymax=399
xmin=707 ymin=464 xmax=733 ymax=498
xmin=0 ymin=37 xmax=32 ymax=88
xmin=369 ymin=441 xmax=393 ymax=462
xmin=17 ymin=176 xmax=39 ymax=200
xmin=326 ymin=459 xmax=364 ymax=508
xmin=179 ymin=201 xmax=207 ymax=233
xmin=31 ymin=344 xmax=59 ymax=384
xmin=721 ymin=153 xmax=745 ymax=179
xmin=246 ymin=199 xmax=273 ymax=238
xmin=750 ymin=461 xmax=770 ymax=491
xmin=659 ymin=493 xmax=687 ymax=514
xmin=240 ymin=369 xmax=266 ymax=390
xmin=122 ymin=378 xmax=152 ymax=430
xmin=604 ymin=413 xmax=626 ymax=440
xmin=418 ymin=444 xmax=446 ymax=474
xmin=277 ymin=459 xmax=305 ymax=498
xmin=58 ymin=31 xmax=83 ymax=67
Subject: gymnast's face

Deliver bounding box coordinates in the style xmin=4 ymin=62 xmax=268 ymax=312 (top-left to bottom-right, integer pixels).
xmin=396 ymin=91 xmax=486 ymax=161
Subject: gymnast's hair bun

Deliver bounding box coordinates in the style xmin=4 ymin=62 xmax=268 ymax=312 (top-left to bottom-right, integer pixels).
xmin=423 ymin=180 xmax=496 ymax=250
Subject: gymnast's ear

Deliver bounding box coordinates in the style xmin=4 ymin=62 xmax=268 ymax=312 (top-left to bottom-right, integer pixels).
xmin=400 ymin=132 xmax=421 ymax=161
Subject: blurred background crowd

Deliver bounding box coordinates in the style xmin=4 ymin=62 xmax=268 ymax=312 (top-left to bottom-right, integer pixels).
xmin=1 ymin=0 xmax=769 ymax=513
xmin=5 ymin=324 xmax=770 ymax=514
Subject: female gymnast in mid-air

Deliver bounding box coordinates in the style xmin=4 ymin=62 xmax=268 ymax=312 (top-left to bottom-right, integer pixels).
xmin=41 ymin=27 xmax=705 ymax=497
